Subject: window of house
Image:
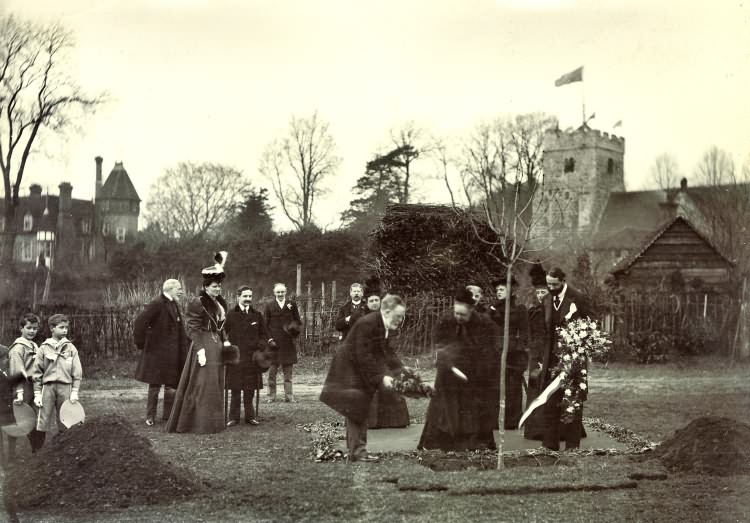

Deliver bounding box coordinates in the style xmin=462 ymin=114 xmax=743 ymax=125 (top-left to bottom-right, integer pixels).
xmin=82 ymin=219 xmax=91 ymax=234
xmin=21 ymin=239 xmax=33 ymax=262
xmin=608 ymin=158 xmax=615 ymax=174
xmin=102 ymin=222 xmax=111 ymax=235
xmin=564 ymin=158 xmax=575 ymax=173
xmin=116 ymin=227 xmax=126 ymax=243
xmin=23 ymin=212 xmax=33 ymax=232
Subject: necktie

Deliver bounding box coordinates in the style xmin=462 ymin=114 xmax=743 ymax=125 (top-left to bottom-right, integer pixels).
xmin=554 ymin=296 xmax=561 ymax=308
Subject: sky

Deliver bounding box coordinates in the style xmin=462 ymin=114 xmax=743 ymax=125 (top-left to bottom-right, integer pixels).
xmin=2 ymin=0 xmax=749 ymax=231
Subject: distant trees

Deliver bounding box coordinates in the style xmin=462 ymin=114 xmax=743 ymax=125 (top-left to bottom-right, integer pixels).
xmin=260 ymin=111 xmax=341 ymax=230
xmin=694 ymin=146 xmax=736 ymax=186
xmin=341 ymin=149 xmax=403 ymax=232
xmin=0 ymin=15 xmax=103 ymax=267
xmin=145 ymin=162 xmax=250 ymax=240
xmin=649 ymin=153 xmax=681 ymax=189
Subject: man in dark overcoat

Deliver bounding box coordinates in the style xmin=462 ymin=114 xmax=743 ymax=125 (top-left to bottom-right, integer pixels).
xmin=263 ymin=283 xmax=302 ymax=403
xmin=334 ymin=282 xmax=368 ymax=341
xmin=488 ymin=275 xmax=530 ymax=430
xmin=225 ymin=285 xmax=271 ymax=426
xmin=134 ymin=279 xmax=189 ymax=426
xmin=538 ymin=267 xmax=591 ymax=450
xmin=320 ymin=294 xmax=406 ymax=462
xmin=418 ymin=289 xmax=500 ymax=451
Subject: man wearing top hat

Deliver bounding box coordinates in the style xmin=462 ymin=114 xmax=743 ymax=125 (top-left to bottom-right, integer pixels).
xmin=133 ymin=279 xmax=189 ymax=427
xmin=523 ymin=261 xmax=550 ymax=440
xmin=488 ymin=274 xmax=530 ymax=430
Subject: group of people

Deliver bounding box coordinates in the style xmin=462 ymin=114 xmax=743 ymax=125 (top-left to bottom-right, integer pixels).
xmin=133 ymin=253 xmax=303 ymax=434
xmin=1 ymin=313 xmax=83 ymax=462
xmin=321 ymin=263 xmax=591 ymax=462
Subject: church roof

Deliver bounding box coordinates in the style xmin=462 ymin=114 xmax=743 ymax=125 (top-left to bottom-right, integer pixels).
xmin=592 ymin=189 xmax=675 ymax=249
xmin=100 ymin=162 xmax=141 ymax=201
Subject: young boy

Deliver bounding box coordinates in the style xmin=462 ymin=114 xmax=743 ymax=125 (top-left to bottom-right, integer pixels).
xmin=8 ymin=313 xmax=46 ymax=452
xmin=32 ymin=314 xmax=83 ymax=434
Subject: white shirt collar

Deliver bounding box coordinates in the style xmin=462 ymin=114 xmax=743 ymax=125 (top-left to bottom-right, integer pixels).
xmin=381 ymin=311 xmax=389 ymax=338
xmin=277 ymin=299 xmax=285 ymax=308
xmin=163 ymin=292 xmax=174 ymax=301
xmin=554 ymin=284 xmax=568 ymax=307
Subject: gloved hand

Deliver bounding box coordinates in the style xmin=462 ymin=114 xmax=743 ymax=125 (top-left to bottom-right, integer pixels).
xmin=223 ymin=340 xmax=231 ymax=347
xmin=70 ymin=390 xmax=79 ymax=404
xmin=13 ymin=391 xmax=23 ymax=405
xmin=382 ymin=376 xmax=394 ymax=390
xmin=268 ymin=339 xmax=277 ymax=349
xmin=34 ymin=392 xmax=43 ymax=408
xmin=198 ymin=348 xmax=207 ymax=367
xmin=345 ymin=315 xmax=351 ymax=323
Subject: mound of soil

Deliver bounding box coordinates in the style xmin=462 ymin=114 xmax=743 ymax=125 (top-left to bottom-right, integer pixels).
xmin=658 ymin=416 xmax=750 ymax=476
xmin=6 ymin=416 xmax=201 ymax=510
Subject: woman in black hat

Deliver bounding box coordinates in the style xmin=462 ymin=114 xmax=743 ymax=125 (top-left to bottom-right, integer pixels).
xmin=167 ymin=252 xmax=232 ymax=434
xmin=364 ymin=277 xmax=410 ymax=429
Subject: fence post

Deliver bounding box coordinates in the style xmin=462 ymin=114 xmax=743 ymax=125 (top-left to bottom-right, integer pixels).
xmin=331 ymin=280 xmax=337 ymax=305
xmin=296 ymin=264 xmax=302 ymax=297
xmin=306 ymin=281 xmax=312 ymax=339
xmin=321 ymin=281 xmax=326 ymax=310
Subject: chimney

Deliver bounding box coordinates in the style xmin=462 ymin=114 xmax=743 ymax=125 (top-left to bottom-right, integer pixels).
xmin=680 ymin=177 xmax=688 ymax=191
xmin=59 ymin=182 xmax=73 ymax=211
xmin=29 ymin=184 xmax=42 ymax=198
xmin=95 ymin=156 xmax=103 ymax=200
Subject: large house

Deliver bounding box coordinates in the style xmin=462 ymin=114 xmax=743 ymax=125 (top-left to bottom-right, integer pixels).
xmin=0 ymin=157 xmax=141 ymax=272
xmin=536 ymin=124 xmax=739 ymax=292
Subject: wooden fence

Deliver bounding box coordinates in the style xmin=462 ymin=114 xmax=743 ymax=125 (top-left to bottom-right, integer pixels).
xmin=0 ymin=291 xmax=743 ymax=362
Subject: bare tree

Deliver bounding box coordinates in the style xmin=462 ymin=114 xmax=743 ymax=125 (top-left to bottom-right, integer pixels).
xmin=389 ymin=120 xmax=428 ymax=203
xmin=649 ymin=153 xmax=680 ymax=189
xmin=449 ymin=112 xmax=560 ymax=468
xmin=145 ymin=162 xmax=249 ymax=240
xmin=694 ymin=146 xmax=735 ymax=186
xmin=260 ymin=111 xmax=340 ymax=230
xmin=0 ymin=15 xmax=103 ymax=264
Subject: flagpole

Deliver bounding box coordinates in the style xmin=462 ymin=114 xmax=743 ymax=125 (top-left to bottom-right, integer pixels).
xmin=581 ymin=68 xmax=586 ymax=126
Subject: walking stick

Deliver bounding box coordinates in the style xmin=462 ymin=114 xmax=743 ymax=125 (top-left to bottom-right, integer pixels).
xmin=223 ymin=365 xmax=228 ymax=426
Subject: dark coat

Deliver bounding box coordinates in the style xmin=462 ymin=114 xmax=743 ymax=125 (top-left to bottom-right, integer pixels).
xmin=488 ymin=299 xmax=530 ymax=371
xmin=263 ymin=299 xmax=302 ymax=366
xmin=320 ymin=312 xmax=402 ymax=424
xmin=224 ymin=304 xmax=269 ymax=391
xmin=166 ymin=292 xmax=228 ymax=434
xmin=334 ymin=300 xmax=369 ymax=340
xmin=133 ymin=294 xmax=189 ymax=387
xmin=418 ymin=312 xmax=500 ymax=451
xmin=540 ymin=285 xmax=591 ymax=389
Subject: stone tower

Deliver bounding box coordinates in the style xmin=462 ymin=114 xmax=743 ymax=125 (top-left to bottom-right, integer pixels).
xmin=538 ymin=124 xmax=625 ymax=238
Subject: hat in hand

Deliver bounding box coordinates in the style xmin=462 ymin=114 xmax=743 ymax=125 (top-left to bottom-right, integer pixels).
xmin=221 ymin=343 xmax=240 ymax=366
xmin=283 ymin=320 xmax=302 ymax=338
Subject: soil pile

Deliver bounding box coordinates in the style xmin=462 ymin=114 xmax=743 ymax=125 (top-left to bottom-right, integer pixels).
xmin=658 ymin=416 xmax=750 ymax=476
xmin=6 ymin=415 xmax=201 ymax=510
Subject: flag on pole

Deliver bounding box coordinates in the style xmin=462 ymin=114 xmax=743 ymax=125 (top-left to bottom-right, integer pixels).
xmin=554 ymin=66 xmax=583 ymax=87
xmin=613 ymin=120 xmax=622 ymax=128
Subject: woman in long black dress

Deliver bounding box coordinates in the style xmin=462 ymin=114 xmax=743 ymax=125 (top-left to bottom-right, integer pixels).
xmin=167 ymin=253 xmax=230 ymax=434
xmin=365 ymin=277 xmax=410 ymax=429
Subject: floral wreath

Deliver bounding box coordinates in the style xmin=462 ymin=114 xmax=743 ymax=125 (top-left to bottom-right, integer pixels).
xmin=554 ymin=315 xmax=611 ymax=423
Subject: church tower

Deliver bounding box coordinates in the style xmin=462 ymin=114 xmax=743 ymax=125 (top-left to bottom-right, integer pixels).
xmin=538 ymin=124 xmax=625 ymax=238
xmin=96 ymin=160 xmax=140 ymax=250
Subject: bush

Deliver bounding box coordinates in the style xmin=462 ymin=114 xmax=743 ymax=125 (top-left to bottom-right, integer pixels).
xmin=621 ymin=330 xmax=672 ymax=364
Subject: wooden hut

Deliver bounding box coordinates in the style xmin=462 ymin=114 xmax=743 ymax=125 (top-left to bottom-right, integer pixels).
xmin=610 ymin=216 xmax=735 ymax=293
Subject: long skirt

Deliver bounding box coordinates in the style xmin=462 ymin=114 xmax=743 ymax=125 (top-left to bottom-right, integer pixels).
xmin=367 ymin=389 xmax=410 ymax=429
xmin=166 ymin=331 xmax=225 ymax=434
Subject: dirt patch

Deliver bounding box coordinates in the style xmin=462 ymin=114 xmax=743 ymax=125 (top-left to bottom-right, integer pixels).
xmin=6 ymin=415 xmax=202 ymax=510
xmin=658 ymin=416 xmax=750 ymax=476
xmin=418 ymin=450 xmax=579 ymax=471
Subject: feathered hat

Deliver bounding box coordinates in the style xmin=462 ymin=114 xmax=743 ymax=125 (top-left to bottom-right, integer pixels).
xmin=363 ymin=275 xmax=383 ymax=298
xmin=529 ymin=260 xmax=547 ymax=289
xmin=202 ymin=251 xmax=228 ymax=286
xmin=454 ymin=287 xmax=476 ymax=305
xmin=491 ymin=274 xmax=518 ymax=289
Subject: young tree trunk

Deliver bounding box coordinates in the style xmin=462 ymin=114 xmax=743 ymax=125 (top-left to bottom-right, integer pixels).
xmin=496 ymin=264 xmax=513 ymax=470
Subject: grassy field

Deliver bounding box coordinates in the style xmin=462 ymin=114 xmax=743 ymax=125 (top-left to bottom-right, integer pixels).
xmin=9 ymin=356 xmax=750 ymax=523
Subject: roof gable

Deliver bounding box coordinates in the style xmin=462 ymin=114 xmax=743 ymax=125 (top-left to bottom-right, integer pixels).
xmin=100 ymin=162 xmax=141 ymax=201
xmin=611 ymin=216 xmax=735 ymax=275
